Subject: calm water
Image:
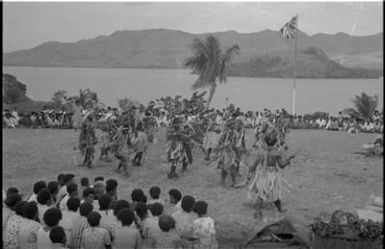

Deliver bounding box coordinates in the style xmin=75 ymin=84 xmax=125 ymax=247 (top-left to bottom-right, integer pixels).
xmin=3 ymin=66 xmax=383 ymax=115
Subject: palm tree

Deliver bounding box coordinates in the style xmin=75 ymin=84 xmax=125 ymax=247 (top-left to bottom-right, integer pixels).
xmin=184 ymin=35 xmax=240 ymax=109
xmin=343 ymin=92 xmax=378 ymax=121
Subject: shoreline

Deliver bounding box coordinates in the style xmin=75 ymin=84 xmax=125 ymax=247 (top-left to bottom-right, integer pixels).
xmin=3 ymin=65 xmax=382 ymax=80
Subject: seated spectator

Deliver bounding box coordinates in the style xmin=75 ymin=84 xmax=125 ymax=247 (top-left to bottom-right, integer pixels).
xmin=70 ymin=202 xmax=93 ymax=249
xmin=6 ymin=187 xmax=20 ymax=197
xmin=112 ymin=200 xmax=131 ymax=227
xmin=114 ymin=208 xmax=142 ymax=249
xmin=81 ymin=187 xmax=97 ymax=209
xmin=131 ymin=188 xmax=147 ymax=209
xmin=172 ymin=195 xmax=198 ymax=240
xmin=81 ymin=212 xmax=112 ymax=249
xmin=4 ymin=200 xmax=26 ymax=249
xmin=134 ymin=202 xmax=148 ymax=230
xmin=153 ymin=214 xmax=182 ymax=249
xmin=80 ymin=177 xmax=90 ymax=196
xmin=36 ymin=188 xmax=53 ymax=224
xmin=19 ymin=201 xmax=41 ymax=249
xmin=93 ymin=181 xmax=106 ymax=203
xmin=57 ymin=174 xmax=65 ymax=189
xmin=192 ymin=201 xmax=218 ymax=249
xmin=97 ymin=194 xmax=115 ymax=242
xmin=37 ymin=207 xmax=62 ymax=249
xmin=325 ymin=117 xmax=339 ymax=131
xmin=167 ymin=189 xmax=182 ymax=214
xmin=141 ymin=202 xmax=164 ymax=248
xmin=57 ymin=174 xmax=75 ymax=206
xmin=92 ymin=176 xmax=105 ymax=187
xmin=106 ymin=179 xmax=118 ymax=209
xmin=364 ymin=121 xmax=375 ymax=133
xmin=60 ymin=197 xmax=80 ymax=246
xmin=47 ymin=181 xmax=59 ymax=205
xmin=28 ymin=181 xmax=47 ymax=203
xmin=148 ymin=186 xmax=164 ymax=205
xmin=49 ymin=226 xmax=68 ymax=249
xmin=3 ymin=193 xmax=22 ymax=238
xmin=59 ymin=183 xmax=78 ymax=211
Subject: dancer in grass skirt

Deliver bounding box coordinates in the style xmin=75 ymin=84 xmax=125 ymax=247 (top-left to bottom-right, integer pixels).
xmin=109 ymin=125 xmax=131 ymax=176
xmin=166 ymin=116 xmax=194 ymax=178
xmin=98 ymin=112 xmax=117 ymax=162
xmin=203 ymin=114 xmax=221 ymax=161
xmin=142 ymin=111 xmax=158 ymax=143
xmin=247 ymin=135 xmax=295 ymax=218
xmin=78 ymin=111 xmax=97 ymax=168
xmin=212 ymin=120 xmax=240 ymax=187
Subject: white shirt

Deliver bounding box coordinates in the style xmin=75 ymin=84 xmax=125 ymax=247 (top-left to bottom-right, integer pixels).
xmin=60 ymin=210 xmax=79 ymax=246
xmin=80 ymin=199 xmax=100 ymax=212
xmin=37 ymin=226 xmax=52 ymax=249
xmin=57 ymin=186 xmax=67 ymax=205
xmin=59 ymin=195 xmax=70 ymax=211
xmin=37 ymin=204 xmax=50 ymax=225
xmin=28 ymin=193 xmax=38 ymax=203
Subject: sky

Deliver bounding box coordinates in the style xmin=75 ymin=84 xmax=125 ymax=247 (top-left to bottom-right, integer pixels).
xmin=3 ymin=1 xmax=383 ymax=53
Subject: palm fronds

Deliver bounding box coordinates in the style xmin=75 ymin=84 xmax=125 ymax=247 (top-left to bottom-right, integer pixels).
xmin=219 ymin=45 xmax=240 ymax=83
xmin=184 ymin=35 xmax=240 ymax=109
xmin=351 ymin=93 xmax=378 ymax=121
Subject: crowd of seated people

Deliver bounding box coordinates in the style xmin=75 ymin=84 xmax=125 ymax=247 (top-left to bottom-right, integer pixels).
xmin=3 ymin=173 xmax=219 ymax=249
xmin=3 ymin=97 xmax=383 ymax=136
xmin=3 ymin=109 xmax=74 ymax=129
xmin=286 ymin=111 xmax=383 ymax=134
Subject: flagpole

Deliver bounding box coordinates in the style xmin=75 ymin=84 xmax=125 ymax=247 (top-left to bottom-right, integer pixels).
xmin=292 ymin=15 xmax=298 ymax=116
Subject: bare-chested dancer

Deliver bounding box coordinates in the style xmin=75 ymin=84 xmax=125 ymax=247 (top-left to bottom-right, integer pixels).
xmin=247 ymin=135 xmax=295 ymax=218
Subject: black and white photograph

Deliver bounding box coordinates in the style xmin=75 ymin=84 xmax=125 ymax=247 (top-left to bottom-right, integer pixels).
xmin=2 ymin=1 xmax=383 ymax=248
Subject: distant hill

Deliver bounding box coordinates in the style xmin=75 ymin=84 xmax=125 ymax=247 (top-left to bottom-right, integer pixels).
xmin=3 ymin=29 xmax=383 ymax=78
xmin=230 ymin=47 xmax=382 ymax=78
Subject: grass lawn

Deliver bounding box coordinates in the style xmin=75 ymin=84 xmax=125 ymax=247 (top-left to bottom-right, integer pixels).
xmin=2 ymin=128 xmax=383 ymax=247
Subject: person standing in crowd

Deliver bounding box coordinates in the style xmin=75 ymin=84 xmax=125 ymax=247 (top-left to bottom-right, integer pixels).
xmin=191 ymin=201 xmax=219 ymax=249
xmin=70 ymin=202 xmax=93 ymax=249
xmin=49 ymin=226 xmax=69 ymax=249
xmin=4 ymin=200 xmax=26 ymax=249
xmin=114 ymin=208 xmax=142 ymax=249
xmin=37 ymin=207 xmax=62 ymax=249
xmin=81 ymin=211 xmax=112 ymax=249
xmin=19 ymin=202 xmax=41 ymax=249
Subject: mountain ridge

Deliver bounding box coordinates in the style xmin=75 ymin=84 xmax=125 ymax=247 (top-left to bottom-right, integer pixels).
xmin=3 ymin=28 xmax=383 ymax=78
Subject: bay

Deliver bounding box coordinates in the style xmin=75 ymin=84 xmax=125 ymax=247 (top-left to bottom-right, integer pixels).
xmin=3 ymin=66 xmax=383 ymax=115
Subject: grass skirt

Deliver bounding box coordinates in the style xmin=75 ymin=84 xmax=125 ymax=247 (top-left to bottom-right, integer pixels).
xmin=203 ymin=132 xmax=220 ymax=150
xmin=250 ymin=167 xmax=282 ymax=202
xmin=99 ymin=131 xmax=111 ymax=149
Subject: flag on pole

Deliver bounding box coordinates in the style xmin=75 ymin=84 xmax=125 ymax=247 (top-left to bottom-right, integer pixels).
xmin=280 ymin=15 xmax=298 ymax=39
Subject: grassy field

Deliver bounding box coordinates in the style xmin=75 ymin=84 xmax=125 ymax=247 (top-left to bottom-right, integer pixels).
xmin=2 ymin=128 xmax=383 ymax=247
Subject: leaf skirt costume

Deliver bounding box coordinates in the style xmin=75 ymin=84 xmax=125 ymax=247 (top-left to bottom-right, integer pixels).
xmin=78 ymin=120 xmax=97 ymax=164
xmin=214 ymin=121 xmax=239 ymax=173
xmin=109 ymin=127 xmax=129 ymax=162
xmin=250 ymin=167 xmax=282 ymax=202
xmin=203 ymin=131 xmax=221 ymax=150
xmin=248 ymin=152 xmax=282 ymax=202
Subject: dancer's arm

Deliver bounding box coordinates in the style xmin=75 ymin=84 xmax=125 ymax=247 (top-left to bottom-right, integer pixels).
xmin=277 ymin=155 xmax=295 ymax=169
